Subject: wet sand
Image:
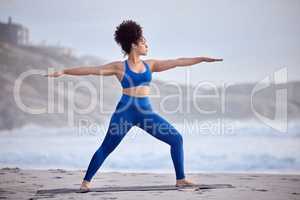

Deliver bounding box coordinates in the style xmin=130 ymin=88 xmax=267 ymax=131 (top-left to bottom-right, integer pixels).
xmin=0 ymin=167 xmax=299 ymax=200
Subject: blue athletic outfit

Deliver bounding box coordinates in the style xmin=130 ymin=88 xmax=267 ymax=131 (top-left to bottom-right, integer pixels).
xmin=83 ymin=59 xmax=185 ymax=181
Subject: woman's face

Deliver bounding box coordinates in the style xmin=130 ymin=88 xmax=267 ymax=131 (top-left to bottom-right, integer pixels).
xmin=133 ymin=36 xmax=148 ymax=56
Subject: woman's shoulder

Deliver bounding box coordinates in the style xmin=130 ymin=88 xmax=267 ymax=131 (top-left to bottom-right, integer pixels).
xmin=143 ymin=59 xmax=155 ymax=72
xmin=112 ymin=60 xmax=126 ymax=69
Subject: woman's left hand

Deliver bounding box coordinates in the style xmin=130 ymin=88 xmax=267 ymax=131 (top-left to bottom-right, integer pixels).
xmin=204 ymin=57 xmax=223 ymax=62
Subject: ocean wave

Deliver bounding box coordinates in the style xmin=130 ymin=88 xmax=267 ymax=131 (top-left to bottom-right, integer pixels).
xmin=0 ymin=122 xmax=300 ymax=173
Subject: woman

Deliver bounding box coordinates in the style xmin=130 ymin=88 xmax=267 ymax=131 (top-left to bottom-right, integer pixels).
xmin=45 ymin=20 xmax=223 ymax=192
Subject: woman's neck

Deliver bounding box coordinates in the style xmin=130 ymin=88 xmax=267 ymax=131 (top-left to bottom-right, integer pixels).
xmin=127 ymin=53 xmax=141 ymax=64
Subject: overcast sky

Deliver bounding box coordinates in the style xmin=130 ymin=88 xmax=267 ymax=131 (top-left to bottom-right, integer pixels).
xmin=1 ymin=0 xmax=299 ymax=85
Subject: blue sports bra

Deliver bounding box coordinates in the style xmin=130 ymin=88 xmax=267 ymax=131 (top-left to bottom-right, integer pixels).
xmin=120 ymin=59 xmax=152 ymax=88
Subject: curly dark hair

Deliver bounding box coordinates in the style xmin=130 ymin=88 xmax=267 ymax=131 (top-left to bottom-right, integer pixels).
xmin=114 ymin=20 xmax=143 ymax=56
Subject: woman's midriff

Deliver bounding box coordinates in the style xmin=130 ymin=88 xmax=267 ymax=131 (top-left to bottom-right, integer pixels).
xmin=122 ymin=86 xmax=151 ymax=97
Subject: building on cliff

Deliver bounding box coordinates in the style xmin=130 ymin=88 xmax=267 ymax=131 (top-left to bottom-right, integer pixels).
xmin=0 ymin=16 xmax=29 ymax=45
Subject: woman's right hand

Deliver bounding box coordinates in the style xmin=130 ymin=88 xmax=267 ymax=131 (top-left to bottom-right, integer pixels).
xmin=43 ymin=70 xmax=64 ymax=77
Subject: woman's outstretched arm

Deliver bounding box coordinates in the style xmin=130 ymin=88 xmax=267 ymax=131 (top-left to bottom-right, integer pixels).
xmin=44 ymin=61 xmax=120 ymax=77
xmin=146 ymin=57 xmax=223 ymax=72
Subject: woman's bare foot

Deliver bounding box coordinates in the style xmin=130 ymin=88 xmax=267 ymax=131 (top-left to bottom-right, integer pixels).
xmin=175 ymin=178 xmax=196 ymax=187
xmin=79 ymin=180 xmax=91 ymax=192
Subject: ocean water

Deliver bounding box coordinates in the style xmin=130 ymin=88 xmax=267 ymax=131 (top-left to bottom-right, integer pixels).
xmin=0 ymin=119 xmax=299 ymax=174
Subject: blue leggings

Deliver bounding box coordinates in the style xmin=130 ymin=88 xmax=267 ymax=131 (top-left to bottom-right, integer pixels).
xmin=83 ymin=94 xmax=185 ymax=181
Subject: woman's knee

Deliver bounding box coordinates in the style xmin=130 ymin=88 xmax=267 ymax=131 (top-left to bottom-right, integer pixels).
xmin=169 ymin=133 xmax=183 ymax=147
xmin=176 ymin=133 xmax=183 ymax=145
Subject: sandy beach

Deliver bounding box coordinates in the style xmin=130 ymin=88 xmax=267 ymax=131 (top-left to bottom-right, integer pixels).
xmin=0 ymin=167 xmax=299 ymax=200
